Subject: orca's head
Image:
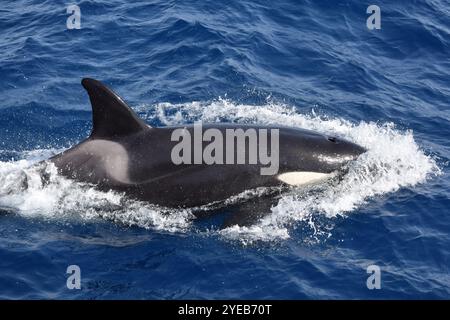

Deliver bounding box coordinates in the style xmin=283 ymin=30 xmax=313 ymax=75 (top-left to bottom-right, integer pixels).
xmin=279 ymin=130 xmax=366 ymax=175
xmin=316 ymin=135 xmax=366 ymax=172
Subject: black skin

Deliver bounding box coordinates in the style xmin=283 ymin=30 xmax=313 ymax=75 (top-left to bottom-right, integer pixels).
xmin=49 ymin=79 xmax=366 ymax=211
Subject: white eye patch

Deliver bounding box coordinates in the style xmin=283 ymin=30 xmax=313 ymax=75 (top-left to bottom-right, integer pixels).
xmin=277 ymin=171 xmax=332 ymax=186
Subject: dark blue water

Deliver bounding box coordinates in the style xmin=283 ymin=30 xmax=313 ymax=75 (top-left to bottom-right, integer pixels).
xmin=0 ymin=0 xmax=449 ymax=299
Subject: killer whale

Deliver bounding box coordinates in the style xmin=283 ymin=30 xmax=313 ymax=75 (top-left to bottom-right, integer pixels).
xmin=49 ymin=78 xmax=366 ymax=225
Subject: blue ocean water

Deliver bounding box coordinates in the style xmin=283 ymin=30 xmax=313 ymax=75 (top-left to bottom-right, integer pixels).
xmin=0 ymin=0 xmax=449 ymax=299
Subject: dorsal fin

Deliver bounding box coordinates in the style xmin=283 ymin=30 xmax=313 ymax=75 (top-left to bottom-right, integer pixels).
xmin=81 ymin=78 xmax=149 ymax=139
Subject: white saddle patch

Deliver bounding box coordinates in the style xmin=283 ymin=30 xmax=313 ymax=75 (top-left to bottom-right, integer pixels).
xmin=277 ymin=171 xmax=332 ymax=186
xmin=80 ymin=140 xmax=131 ymax=183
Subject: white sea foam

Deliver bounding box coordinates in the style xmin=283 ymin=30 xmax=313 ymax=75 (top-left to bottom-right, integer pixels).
xmin=0 ymin=100 xmax=441 ymax=242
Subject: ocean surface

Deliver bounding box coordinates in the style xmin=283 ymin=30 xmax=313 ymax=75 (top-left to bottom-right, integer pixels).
xmin=0 ymin=0 xmax=449 ymax=299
